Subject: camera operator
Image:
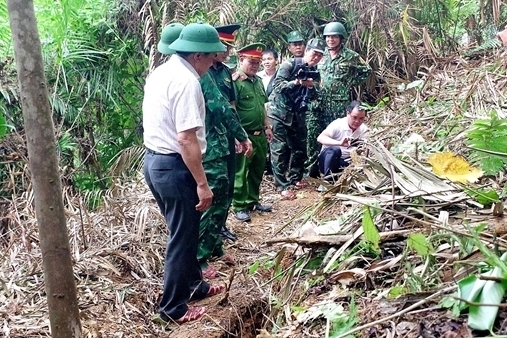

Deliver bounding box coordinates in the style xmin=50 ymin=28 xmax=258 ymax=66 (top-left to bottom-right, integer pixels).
xmin=317 ymin=100 xmax=368 ymax=180
xmin=268 ymin=38 xmax=325 ymax=199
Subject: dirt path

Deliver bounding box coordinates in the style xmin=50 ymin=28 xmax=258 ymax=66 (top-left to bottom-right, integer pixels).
xmin=160 ymin=179 xmax=320 ymax=337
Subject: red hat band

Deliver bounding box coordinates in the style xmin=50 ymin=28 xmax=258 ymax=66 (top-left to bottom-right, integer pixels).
xmin=218 ymin=32 xmax=235 ymax=43
xmin=239 ymin=46 xmax=263 ymax=59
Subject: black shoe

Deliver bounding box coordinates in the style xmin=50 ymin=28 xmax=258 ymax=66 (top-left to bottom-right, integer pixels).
xmin=234 ymin=210 xmax=251 ymax=222
xmin=254 ymin=203 xmax=272 ymax=212
xmin=220 ymin=227 xmax=238 ymax=241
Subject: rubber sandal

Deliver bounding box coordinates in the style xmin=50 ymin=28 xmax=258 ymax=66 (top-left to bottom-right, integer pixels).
xmin=280 ymin=189 xmax=296 ymax=200
xmin=174 ymin=306 xmax=206 ymax=324
xmin=202 ymin=266 xmax=218 ymax=279
xmin=221 ymin=254 xmax=235 ymax=265
xmin=206 ymin=283 xmax=226 ymax=298
xmin=294 ymin=180 xmax=310 ymax=188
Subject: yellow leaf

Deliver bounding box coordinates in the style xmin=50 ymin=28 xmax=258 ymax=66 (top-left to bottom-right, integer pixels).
xmin=427 ymin=152 xmax=483 ymax=183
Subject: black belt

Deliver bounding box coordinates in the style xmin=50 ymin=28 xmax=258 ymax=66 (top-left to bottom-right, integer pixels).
xmin=245 ymin=130 xmax=263 ymax=136
xmin=146 ymin=148 xmax=180 ymax=157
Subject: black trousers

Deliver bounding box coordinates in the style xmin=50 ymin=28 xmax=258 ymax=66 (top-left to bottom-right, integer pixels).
xmin=318 ymin=146 xmax=349 ymax=176
xmin=144 ymin=151 xmax=210 ymax=320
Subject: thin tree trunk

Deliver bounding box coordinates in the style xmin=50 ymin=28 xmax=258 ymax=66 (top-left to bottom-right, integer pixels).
xmin=7 ymin=1 xmax=81 ymax=337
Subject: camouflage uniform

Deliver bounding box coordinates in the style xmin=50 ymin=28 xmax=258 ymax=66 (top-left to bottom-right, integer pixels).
xmin=208 ymin=63 xmax=242 ymax=219
xmin=306 ymin=47 xmax=371 ymax=176
xmin=268 ymin=58 xmax=317 ymax=190
xmin=197 ymin=72 xmax=248 ymax=268
xmin=232 ymin=69 xmax=269 ymax=211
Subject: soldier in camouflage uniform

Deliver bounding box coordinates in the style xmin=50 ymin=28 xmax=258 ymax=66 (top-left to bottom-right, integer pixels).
xmin=197 ymin=72 xmax=251 ymax=278
xmin=305 ymin=22 xmax=371 ymax=177
xmin=268 ymin=39 xmax=325 ymax=198
xmin=287 ymin=31 xmax=306 ymax=57
xmin=208 ymin=24 xmax=250 ymax=242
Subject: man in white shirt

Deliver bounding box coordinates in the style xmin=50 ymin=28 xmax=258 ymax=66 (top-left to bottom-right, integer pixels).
xmin=317 ymin=100 xmax=368 ymax=177
xmin=143 ymin=22 xmax=226 ymax=325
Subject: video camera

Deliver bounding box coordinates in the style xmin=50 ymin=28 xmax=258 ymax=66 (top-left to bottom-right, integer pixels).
xmin=348 ymin=138 xmax=364 ymax=148
xmin=296 ymin=65 xmax=320 ymax=81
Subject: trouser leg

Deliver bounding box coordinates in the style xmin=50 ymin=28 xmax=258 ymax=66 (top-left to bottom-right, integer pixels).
xmin=287 ymin=122 xmax=307 ymax=183
xmin=269 ymin=119 xmax=291 ymax=190
xmin=245 ymin=134 xmax=267 ymax=208
xmin=318 ymin=146 xmax=348 ymax=176
xmin=198 ymin=158 xmax=228 ymax=267
xmin=144 ymin=153 xmax=209 ymax=321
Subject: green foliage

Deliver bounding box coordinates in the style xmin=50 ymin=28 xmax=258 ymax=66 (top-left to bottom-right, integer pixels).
xmin=467 ymin=111 xmax=507 ymax=175
xmin=443 ymin=252 xmax=507 ymax=331
xmin=407 ymin=233 xmax=434 ymax=256
xmin=462 ymin=186 xmax=500 ymax=207
xmin=361 ymin=206 xmax=380 ymax=253
xmin=328 ymin=298 xmax=359 ymax=338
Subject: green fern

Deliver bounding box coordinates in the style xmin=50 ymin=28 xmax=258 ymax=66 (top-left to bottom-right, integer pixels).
xmin=467 ymin=111 xmax=507 ymax=175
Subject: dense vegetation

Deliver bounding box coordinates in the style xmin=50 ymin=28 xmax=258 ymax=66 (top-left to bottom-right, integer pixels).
xmin=0 ymin=0 xmax=505 ymax=201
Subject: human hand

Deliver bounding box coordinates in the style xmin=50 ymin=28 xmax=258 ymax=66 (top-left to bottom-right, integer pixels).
xmin=240 ymin=139 xmax=253 ymax=157
xmin=340 ymin=137 xmax=350 ymax=147
xmin=195 ymin=184 xmax=213 ymax=211
xmin=300 ymin=78 xmax=314 ymax=88
xmin=265 ymin=128 xmax=274 ymax=143
xmin=235 ymin=139 xmax=243 ymax=153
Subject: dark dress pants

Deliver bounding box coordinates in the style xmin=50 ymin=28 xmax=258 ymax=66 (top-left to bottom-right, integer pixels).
xmin=144 ymin=151 xmax=210 ymax=320
xmin=318 ymin=146 xmax=349 ymax=177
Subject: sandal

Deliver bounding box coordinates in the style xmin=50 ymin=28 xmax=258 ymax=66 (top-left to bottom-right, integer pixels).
xmin=294 ymin=180 xmax=310 ymax=189
xmin=221 ymin=254 xmax=235 ymax=266
xmin=174 ymin=306 xmax=206 ymax=324
xmin=202 ymin=266 xmax=218 ymax=279
xmin=280 ymin=189 xmax=297 ymax=200
xmin=206 ymin=283 xmax=226 ymax=298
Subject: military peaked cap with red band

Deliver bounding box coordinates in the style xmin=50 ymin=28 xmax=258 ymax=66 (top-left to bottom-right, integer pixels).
xmin=215 ymin=24 xmax=241 ymax=47
xmin=237 ymin=43 xmax=266 ymax=59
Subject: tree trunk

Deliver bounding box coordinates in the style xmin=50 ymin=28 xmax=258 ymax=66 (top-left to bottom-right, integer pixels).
xmin=7 ymin=1 xmax=81 ymax=337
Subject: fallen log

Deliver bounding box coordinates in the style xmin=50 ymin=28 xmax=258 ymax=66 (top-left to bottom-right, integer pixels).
xmin=265 ymin=229 xmax=412 ymax=246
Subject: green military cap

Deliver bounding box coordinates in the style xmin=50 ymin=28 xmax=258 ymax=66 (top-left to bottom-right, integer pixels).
xmin=224 ymin=54 xmax=238 ymax=69
xmin=157 ymin=23 xmax=185 ymax=55
xmin=215 ymin=24 xmax=241 ymax=47
xmin=306 ymin=38 xmax=326 ymax=54
xmin=169 ymin=22 xmax=226 ymax=53
xmin=287 ymin=30 xmax=304 ymax=43
xmin=237 ymin=42 xmax=266 ymax=59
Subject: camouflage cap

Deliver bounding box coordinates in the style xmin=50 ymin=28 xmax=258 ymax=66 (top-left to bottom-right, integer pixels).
xmin=306 ymin=38 xmax=326 ymax=54
xmin=287 ymin=30 xmax=304 ymax=43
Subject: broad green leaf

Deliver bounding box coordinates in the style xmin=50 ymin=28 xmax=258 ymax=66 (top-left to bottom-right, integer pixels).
xmin=458 ymin=275 xmax=482 ymax=310
xmin=462 ymin=186 xmax=499 ymax=206
xmin=468 ymin=267 xmax=507 ymax=331
xmin=407 ymin=233 xmax=433 ymax=256
xmin=439 ymin=295 xmax=461 ymax=317
xmin=362 ymin=206 xmax=380 ymax=252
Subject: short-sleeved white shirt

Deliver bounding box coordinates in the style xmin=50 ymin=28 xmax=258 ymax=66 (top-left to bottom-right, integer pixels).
xmin=143 ymin=54 xmax=206 ymax=154
xmin=321 ymin=116 xmax=368 ymax=159
xmin=256 ymin=70 xmax=275 ymax=91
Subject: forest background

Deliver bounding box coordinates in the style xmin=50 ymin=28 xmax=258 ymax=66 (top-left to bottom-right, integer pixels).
xmin=0 ymin=0 xmax=505 ymax=204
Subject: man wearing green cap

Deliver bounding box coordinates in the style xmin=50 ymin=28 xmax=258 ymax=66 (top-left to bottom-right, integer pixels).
xmin=231 ymin=42 xmax=273 ymax=222
xmin=305 ymin=22 xmax=371 ymax=178
xmin=287 ymin=30 xmax=306 ymax=57
xmin=209 ymin=24 xmax=248 ymax=242
xmin=196 ymin=26 xmax=253 ymax=277
xmin=143 ymin=22 xmax=226 ymax=325
xmin=157 ymin=22 xmax=185 ymax=55
xmin=268 ymin=38 xmax=325 ymax=199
